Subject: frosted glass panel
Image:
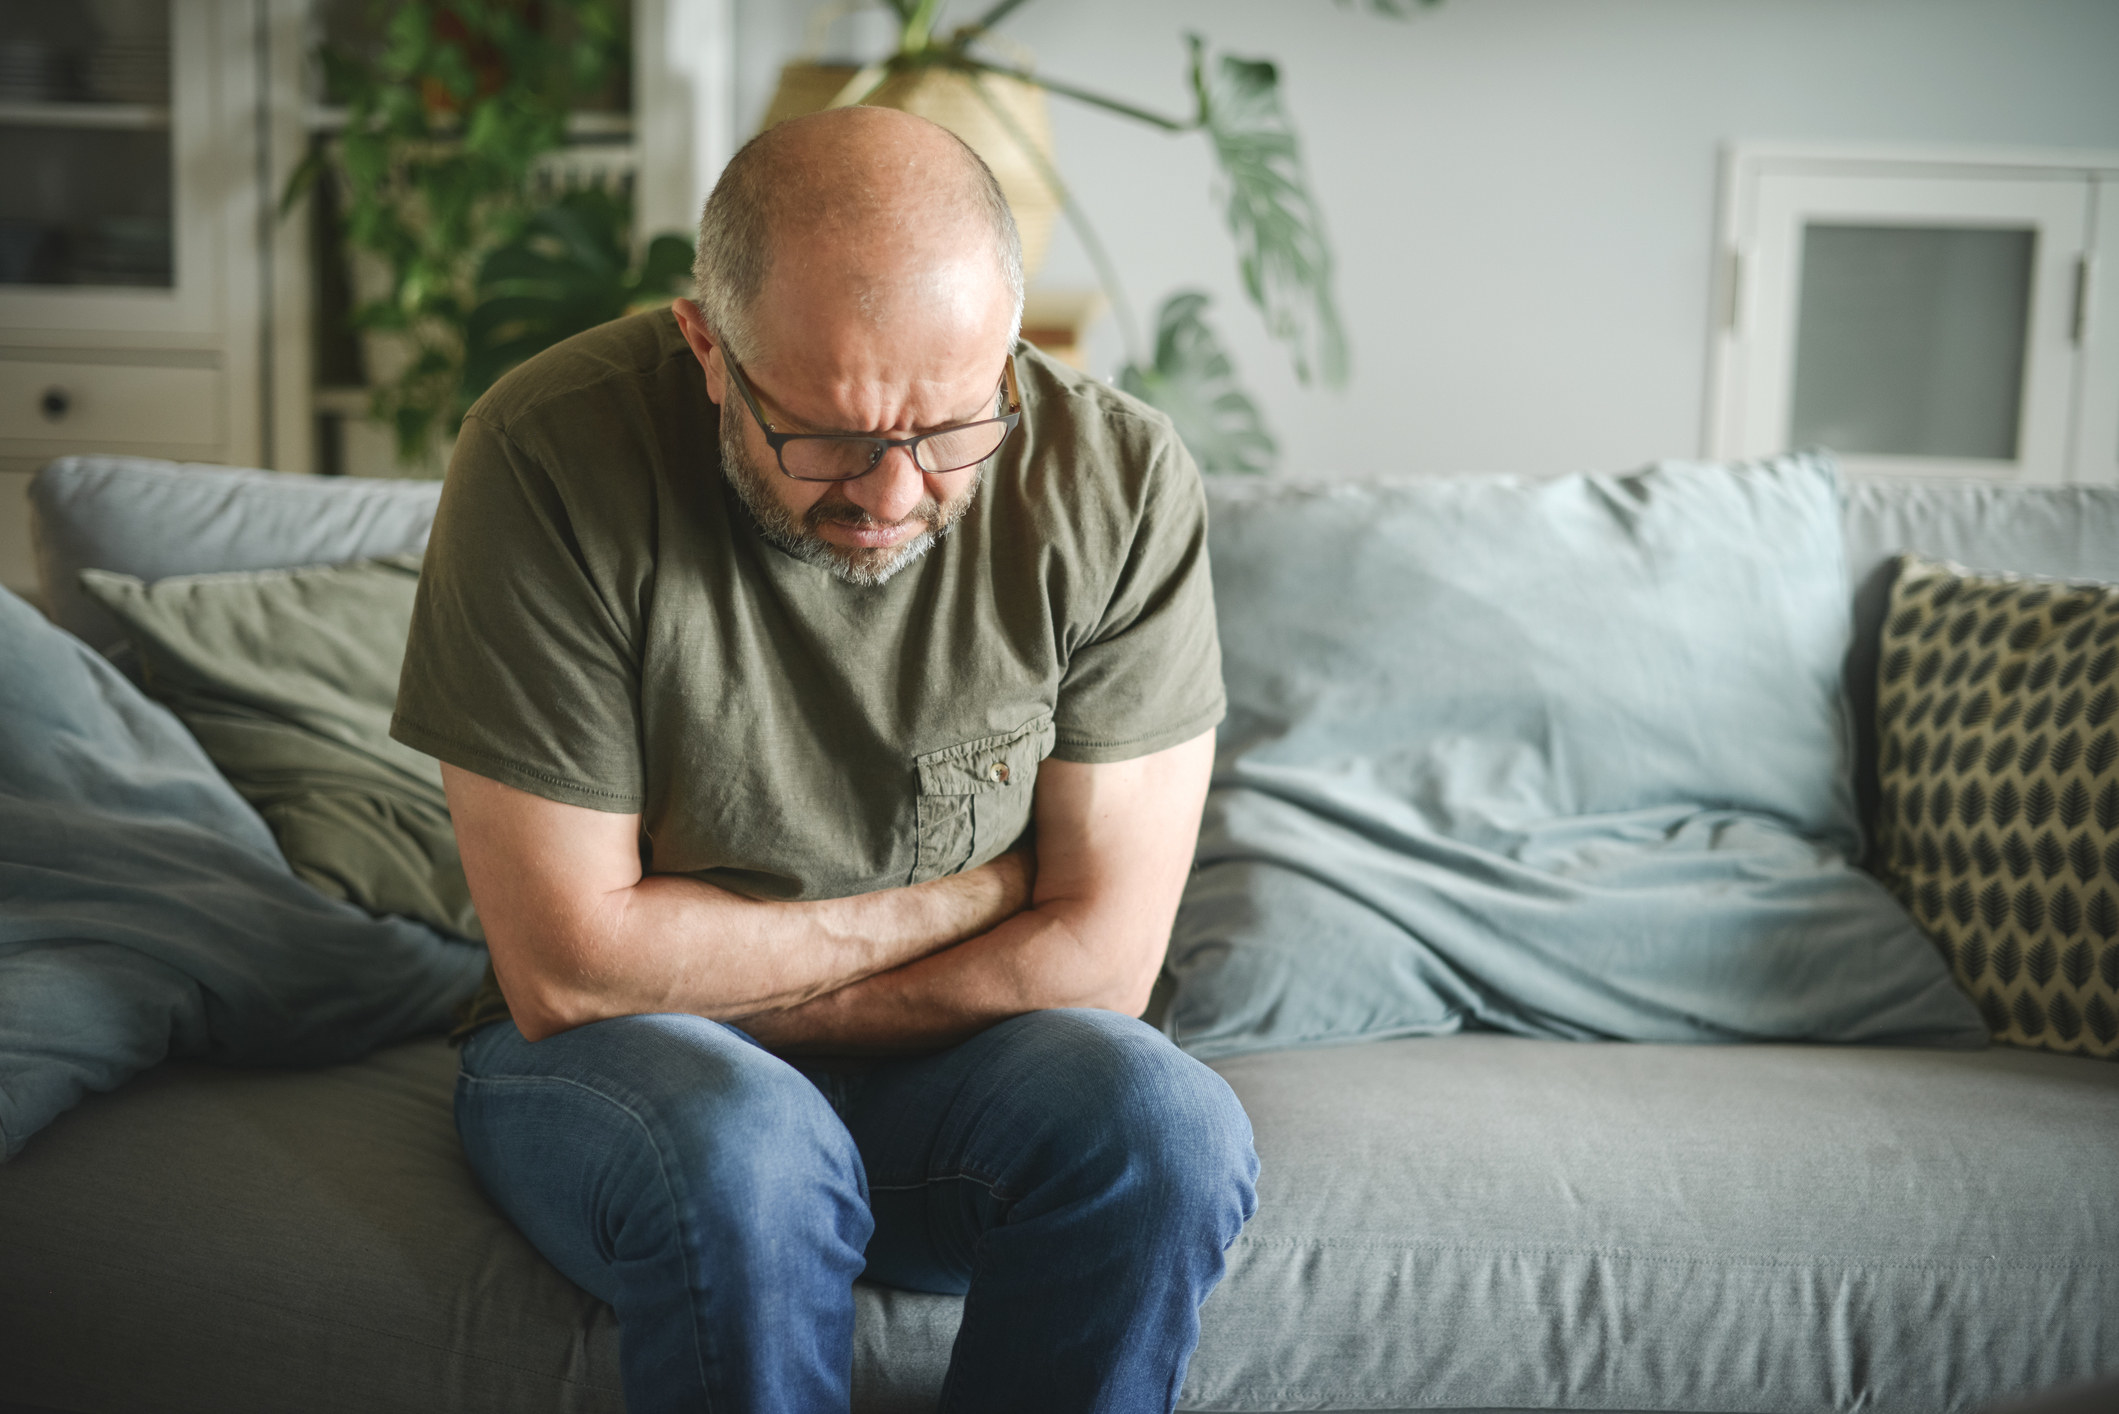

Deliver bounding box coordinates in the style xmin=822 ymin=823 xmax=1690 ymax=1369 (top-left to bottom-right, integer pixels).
xmin=1789 ymin=223 xmax=2034 ymax=461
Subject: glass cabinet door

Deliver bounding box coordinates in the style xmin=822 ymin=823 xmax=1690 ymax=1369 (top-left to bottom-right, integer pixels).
xmin=1714 ymin=156 xmax=2098 ymax=483
xmin=0 ymin=1 xmax=173 ymax=288
xmin=0 ymin=0 xmax=223 ymax=337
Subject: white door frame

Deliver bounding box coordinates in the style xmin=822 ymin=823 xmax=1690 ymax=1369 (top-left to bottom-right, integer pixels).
xmin=633 ymin=0 xmax=736 ymax=252
xmin=2073 ymin=177 xmax=2119 ymax=483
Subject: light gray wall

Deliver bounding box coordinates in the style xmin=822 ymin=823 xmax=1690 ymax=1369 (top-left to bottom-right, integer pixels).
xmin=731 ymin=0 xmax=2119 ymax=478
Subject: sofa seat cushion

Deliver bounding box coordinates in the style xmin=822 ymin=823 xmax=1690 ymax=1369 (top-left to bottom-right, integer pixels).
xmin=4 ymin=1036 xmax=2114 ymax=1414
xmin=1192 ymin=1036 xmax=2118 ymax=1413
xmin=0 ymin=1042 xmax=623 ymax=1414
xmin=0 ymin=1037 xmax=955 ymax=1414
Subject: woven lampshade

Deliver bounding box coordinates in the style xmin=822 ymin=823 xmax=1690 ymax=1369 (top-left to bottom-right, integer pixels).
xmin=759 ymin=62 xmax=1063 ymax=280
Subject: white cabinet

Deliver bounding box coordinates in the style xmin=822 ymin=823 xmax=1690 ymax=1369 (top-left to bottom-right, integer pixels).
xmin=0 ymin=0 xmax=733 ymax=596
xmin=0 ymin=0 xmax=260 ymax=593
xmin=0 ymin=359 xmax=224 ymax=446
xmin=1710 ymin=146 xmax=2119 ymax=484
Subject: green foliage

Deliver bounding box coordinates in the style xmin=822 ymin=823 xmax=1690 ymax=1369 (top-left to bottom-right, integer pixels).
xmin=292 ymin=0 xmax=1428 ymax=473
xmin=464 ymin=186 xmax=696 ymax=406
xmin=286 ymin=0 xmax=631 ymax=465
xmin=1188 ymin=38 xmax=1348 ymax=389
xmin=925 ymin=0 xmax=1425 ymax=458
xmin=1120 ymin=292 xmax=1277 ymax=475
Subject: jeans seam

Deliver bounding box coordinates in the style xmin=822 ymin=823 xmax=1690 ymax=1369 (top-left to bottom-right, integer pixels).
xmin=866 ymin=1170 xmax=1016 ymax=1199
xmin=460 ymin=1069 xmax=719 ymax=1411
xmin=881 ymin=1168 xmax=1014 ymax=1414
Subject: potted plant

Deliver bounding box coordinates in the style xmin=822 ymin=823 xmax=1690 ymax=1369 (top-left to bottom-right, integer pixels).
xmin=297 ymin=0 xmax=1435 ymax=476
xmin=287 ymin=0 xmax=691 ymax=469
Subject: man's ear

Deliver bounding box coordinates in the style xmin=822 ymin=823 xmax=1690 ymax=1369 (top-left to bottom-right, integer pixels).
xmin=670 ymin=298 xmax=725 ymax=405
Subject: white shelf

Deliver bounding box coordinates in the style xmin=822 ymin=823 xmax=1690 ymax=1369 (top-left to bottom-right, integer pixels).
xmin=0 ymin=101 xmax=171 ymax=130
xmin=301 ymin=104 xmax=632 ymax=140
xmin=312 ymin=384 xmax=370 ymax=416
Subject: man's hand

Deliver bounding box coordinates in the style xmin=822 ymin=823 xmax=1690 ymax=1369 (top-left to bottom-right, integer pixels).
xmin=733 ymin=728 xmax=1216 ymax=1055
xmin=444 ymin=763 xmax=1035 ymax=1042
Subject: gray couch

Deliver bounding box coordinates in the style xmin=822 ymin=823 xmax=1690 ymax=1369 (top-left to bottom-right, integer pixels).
xmin=3 ymin=456 xmax=2116 ymax=1414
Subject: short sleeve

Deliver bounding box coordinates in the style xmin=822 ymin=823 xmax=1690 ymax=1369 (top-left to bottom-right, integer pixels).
xmin=390 ymin=411 xmax=647 ymax=811
xmin=1050 ymin=431 xmax=1226 ymax=763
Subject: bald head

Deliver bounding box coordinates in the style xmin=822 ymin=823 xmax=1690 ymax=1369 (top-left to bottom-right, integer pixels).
xmin=692 ymin=106 xmax=1024 ymax=367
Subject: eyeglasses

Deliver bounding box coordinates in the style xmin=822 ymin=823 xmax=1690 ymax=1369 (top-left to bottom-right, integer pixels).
xmin=721 ymin=352 xmax=1022 ymax=482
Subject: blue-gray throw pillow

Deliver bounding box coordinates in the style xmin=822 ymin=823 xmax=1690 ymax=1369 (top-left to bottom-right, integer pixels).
xmin=0 ymin=588 xmax=485 ymax=1161
xmin=1169 ymin=454 xmax=1986 ymax=1058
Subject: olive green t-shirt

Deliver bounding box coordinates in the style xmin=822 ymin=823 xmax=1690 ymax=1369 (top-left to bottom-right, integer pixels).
xmin=390 ymin=310 xmax=1223 ymax=1026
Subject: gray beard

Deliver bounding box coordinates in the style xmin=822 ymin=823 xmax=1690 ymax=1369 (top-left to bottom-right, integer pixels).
xmin=717 ymin=400 xmax=980 ymax=588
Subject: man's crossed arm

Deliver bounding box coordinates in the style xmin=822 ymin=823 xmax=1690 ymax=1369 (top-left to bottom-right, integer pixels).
xmin=442 ymin=729 xmax=1215 ymax=1052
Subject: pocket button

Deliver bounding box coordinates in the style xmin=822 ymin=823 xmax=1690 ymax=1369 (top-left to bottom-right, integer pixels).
xmin=989 ymin=761 xmax=1010 ymax=784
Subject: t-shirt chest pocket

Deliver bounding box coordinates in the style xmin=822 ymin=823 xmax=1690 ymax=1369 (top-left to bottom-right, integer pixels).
xmin=909 ymin=716 xmax=1055 ymax=885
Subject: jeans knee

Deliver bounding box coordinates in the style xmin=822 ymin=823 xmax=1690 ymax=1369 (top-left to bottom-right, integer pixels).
xmin=629 ymin=1026 xmax=864 ymax=1215
xmin=1008 ymin=1009 xmax=1259 ymax=1227
xmin=465 ymin=1013 xmax=870 ymax=1253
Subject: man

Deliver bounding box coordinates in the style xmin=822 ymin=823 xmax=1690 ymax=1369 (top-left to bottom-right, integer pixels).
xmin=391 ymin=106 xmax=1257 ymax=1414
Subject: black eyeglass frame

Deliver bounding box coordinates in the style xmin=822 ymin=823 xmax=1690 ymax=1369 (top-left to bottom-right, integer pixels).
xmin=721 ymin=351 xmax=1023 ymax=482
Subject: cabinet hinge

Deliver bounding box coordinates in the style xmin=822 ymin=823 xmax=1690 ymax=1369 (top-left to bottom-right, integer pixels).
xmin=2073 ymin=254 xmax=2096 ymax=347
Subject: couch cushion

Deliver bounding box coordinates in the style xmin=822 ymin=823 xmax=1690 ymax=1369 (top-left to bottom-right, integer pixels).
xmin=1193 ymin=1037 xmax=2119 ymax=1413
xmin=1841 ymin=479 xmax=2119 ymax=594
xmin=78 ymin=556 xmax=479 ymax=942
xmin=1868 ymin=554 xmax=2119 ymax=1058
xmin=3 ymin=1036 xmax=2112 ymax=1414
xmin=0 ymin=587 xmax=484 ymax=1162
xmin=29 ymin=456 xmax=440 ymax=657
xmin=1839 ymin=478 xmax=2119 ymax=861
xmin=1171 ymin=457 xmax=1985 ymax=1058
xmin=0 ymin=1038 xmax=955 ymax=1414
xmin=0 ymin=1041 xmax=624 ymax=1414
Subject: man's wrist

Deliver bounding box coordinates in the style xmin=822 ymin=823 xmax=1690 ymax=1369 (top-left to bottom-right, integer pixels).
xmin=949 ymin=844 xmax=1035 ymax=937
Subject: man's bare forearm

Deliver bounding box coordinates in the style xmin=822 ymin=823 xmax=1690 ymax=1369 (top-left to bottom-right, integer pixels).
xmin=733 ymin=899 xmax=1157 ymax=1056
xmin=731 ymin=735 xmax=1215 ymax=1057
xmin=492 ymin=849 xmax=1032 ymax=1040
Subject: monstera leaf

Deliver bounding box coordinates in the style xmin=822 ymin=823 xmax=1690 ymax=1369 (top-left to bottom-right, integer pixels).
xmin=1189 ymin=38 xmax=1349 ymax=390
xmin=1120 ymin=291 xmax=1277 ymax=475
xmin=463 ymin=186 xmax=695 ymax=405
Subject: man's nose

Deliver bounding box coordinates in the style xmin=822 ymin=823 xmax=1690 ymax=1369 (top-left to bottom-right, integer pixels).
xmin=843 ymin=444 xmax=929 ymax=524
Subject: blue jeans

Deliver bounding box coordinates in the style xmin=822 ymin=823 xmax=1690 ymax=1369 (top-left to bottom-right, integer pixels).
xmin=455 ymin=1008 xmax=1258 ymax=1413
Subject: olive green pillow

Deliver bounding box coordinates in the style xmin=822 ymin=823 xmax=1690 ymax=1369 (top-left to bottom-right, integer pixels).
xmin=78 ymin=556 xmax=481 ymax=942
xmin=1875 ymin=554 xmax=2119 ymax=1057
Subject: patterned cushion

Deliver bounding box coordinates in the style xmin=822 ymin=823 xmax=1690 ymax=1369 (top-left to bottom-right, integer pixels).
xmin=1875 ymin=554 xmax=2119 ymax=1058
